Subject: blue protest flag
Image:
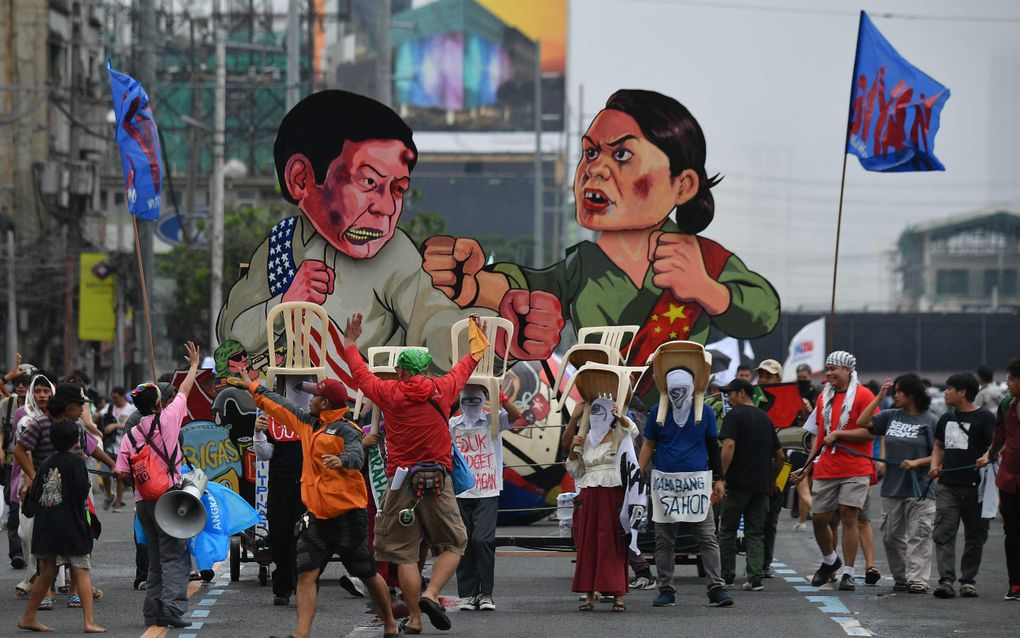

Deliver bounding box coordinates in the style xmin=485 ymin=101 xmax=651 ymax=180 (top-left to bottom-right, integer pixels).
xmin=203 ymin=480 xmax=261 ymax=537
xmin=107 ymin=61 xmax=163 ymax=220
xmin=846 ymin=11 xmax=950 ymax=172
xmin=190 ymin=527 xmax=231 ymax=571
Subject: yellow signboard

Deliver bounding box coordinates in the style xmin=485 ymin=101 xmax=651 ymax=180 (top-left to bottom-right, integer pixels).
xmin=78 ymin=253 xmax=116 ymax=342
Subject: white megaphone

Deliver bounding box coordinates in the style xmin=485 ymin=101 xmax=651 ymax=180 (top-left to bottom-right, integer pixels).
xmin=155 ymin=467 xmax=209 ymax=539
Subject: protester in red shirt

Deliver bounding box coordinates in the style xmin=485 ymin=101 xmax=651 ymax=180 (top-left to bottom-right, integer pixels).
xmin=793 ymin=351 xmax=877 ymax=592
xmin=339 ymin=312 xmax=487 ymax=634
xmin=978 ymin=356 xmax=1020 ymax=600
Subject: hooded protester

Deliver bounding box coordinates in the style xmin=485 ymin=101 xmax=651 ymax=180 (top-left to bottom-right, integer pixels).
xmin=449 ymin=384 xmax=525 ymax=611
xmin=339 ymin=312 xmax=488 ymax=634
xmin=8 ymin=373 xmax=51 ymax=593
xmin=638 ymin=367 xmax=732 ymax=608
xmin=568 ymin=396 xmax=640 ymax=612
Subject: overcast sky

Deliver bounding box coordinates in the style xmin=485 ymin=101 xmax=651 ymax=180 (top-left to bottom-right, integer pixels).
xmin=566 ymin=0 xmax=1020 ymax=311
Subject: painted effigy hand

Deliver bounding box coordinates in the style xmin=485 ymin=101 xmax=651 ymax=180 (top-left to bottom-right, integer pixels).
xmin=648 ymin=231 xmax=731 ymax=315
xmin=496 ymin=290 xmax=564 ymax=361
xmin=422 ymin=235 xmax=486 ymax=308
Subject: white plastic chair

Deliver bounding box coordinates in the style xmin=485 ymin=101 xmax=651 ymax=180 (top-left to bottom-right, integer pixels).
xmin=450 ymin=317 xmax=513 ymax=428
xmin=263 ymin=301 xmax=330 ymax=388
xmin=549 ymin=325 xmax=640 ymax=417
xmin=351 ymin=346 xmax=428 ymax=423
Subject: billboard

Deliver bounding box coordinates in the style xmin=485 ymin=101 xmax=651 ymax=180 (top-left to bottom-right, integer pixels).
xmin=390 ymin=0 xmax=566 ymax=132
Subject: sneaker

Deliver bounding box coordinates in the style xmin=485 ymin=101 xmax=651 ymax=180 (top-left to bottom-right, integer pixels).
xmin=1004 ymin=585 xmax=1020 ymax=601
xmin=933 ymin=582 xmax=956 ymax=599
xmin=762 ymin=565 xmax=775 ymax=579
xmin=459 ymin=595 xmax=479 ymax=611
xmin=11 ymin=556 xmax=26 ymax=570
xmin=723 ymin=579 xmax=735 ymax=588
xmin=707 ymin=586 xmax=734 ymax=607
xmin=477 ymin=594 xmax=495 ymax=611
xmin=629 ymin=576 xmax=656 ymax=590
xmin=811 ymin=557 xmax=842 ymax=587
xmin=793 ymin=522 xmax=806 ymax=532
xmin=960 ymin=584 xmax=978 ymax=598
xmin=893 ymin=582 xmax=908 ymax=592
xmin=741 ymin=580 xmax=764 ymax=591
xmin=273 ymin=595 xmax=289 ymax=606
xmin=865 ymin=567 xmax=881 ymax=585
xmin=339 ymin=574 xmax=365 ymax=598
xmin=838 ymin=574 xmax=856 ymax=591
xmin=653 ymin=591 xmax=676 ymax=607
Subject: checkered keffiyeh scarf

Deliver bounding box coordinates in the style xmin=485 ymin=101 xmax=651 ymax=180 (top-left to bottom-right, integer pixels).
xmin=822 ymin=351 xmax=858 ymax=452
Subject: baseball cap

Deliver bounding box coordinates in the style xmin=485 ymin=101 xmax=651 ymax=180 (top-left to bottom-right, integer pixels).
xmin=53 ymin=383 xmax=89 ymax=404
xmin=719 ymin=378 xmax=754 ymax=397
xmin=755 ymin=359 xmax=783 ymax=376
xmin=300 ymin=379 xmax=349 ymax=406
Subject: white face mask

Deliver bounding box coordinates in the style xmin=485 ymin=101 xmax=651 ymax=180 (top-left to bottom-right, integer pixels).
xmin=586 ymin=397 xmax=616 ymax=451
xmin=666 ymin=369 xmax=694 ymax=426
xmin=460 ymin=386 xmax=486 ymax=424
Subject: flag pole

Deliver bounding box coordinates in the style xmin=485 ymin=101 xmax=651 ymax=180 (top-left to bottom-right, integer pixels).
xmin=131 ymin=215 xmax=158 ymax=382
xmin=828 ymin=153 xmax=849 ymax=352
xmin=829 ymin=11 xmax=865 ymax=353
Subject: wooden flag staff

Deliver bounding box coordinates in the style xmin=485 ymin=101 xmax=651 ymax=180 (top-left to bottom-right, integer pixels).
xmin=131 ymin=215 xmax=158 ymax=382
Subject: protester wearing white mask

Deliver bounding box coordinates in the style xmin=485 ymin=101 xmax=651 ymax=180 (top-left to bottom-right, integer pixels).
xmin=567 ymin=397 xmax=638 ymax=613
xmin=449 ymin=385 xmax=524 ymax=611
xmin=639 ymin=368 xmax=733 ymax=608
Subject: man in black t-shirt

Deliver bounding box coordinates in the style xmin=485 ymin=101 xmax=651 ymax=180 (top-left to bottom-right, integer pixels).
xmin=929 ymin=373 xmax=996 ymax=599
xmin=717 ymin=379 xmax=785 ymax=591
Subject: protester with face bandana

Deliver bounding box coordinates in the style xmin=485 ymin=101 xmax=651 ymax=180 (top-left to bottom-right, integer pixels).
xmin=791 ymin=351 xmax=878 ymax=592
xmin=639 ymin=367 xmax=732 ymax=608
xmin=567 ymin=396 xmax=639 ymax=613
xmin=449 ymin=385 xmax=524 ymax=611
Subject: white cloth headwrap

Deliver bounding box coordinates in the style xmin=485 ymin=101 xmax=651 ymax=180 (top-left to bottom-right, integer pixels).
xmin=666 ymin=369 xmax=694 ymax=427
xmin=585 ymin=397 xmax=616 ymax=453
xmin=822 ymin=351 xmax=858 ymax=451
xmin=459 ymin=386 xmax=485 ymax=424
xmin=24 ymin=374 xmax=55 ymax=419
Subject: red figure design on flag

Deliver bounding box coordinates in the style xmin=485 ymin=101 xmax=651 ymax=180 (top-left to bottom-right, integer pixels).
xmin=122 ymin=93 xmax=162 ymax=196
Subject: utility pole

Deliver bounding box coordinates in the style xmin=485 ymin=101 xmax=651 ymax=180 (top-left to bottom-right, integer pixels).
xmin=532 ymin=40 xmax=543 ymax=268
xmin=3 ymin=212 xmax=14 ymax=366
xmin=137 ymin=0 xmax=157 ymax=379
xmin=209 ymin=24 xmax=226 ymax=350
xmin=4 ymin=0 xmax=17 ymax=365
xmin=374 ymin=0 xmax=391 ymax=105
xmin=286 ymin=0 xmax=300 ymax=109
xmin=183 ymin=15 xmax=199 ymax=245
xmin=307 ymin=0 xmax=316 ymax=93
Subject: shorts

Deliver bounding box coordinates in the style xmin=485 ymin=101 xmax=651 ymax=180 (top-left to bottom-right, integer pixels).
xmin=375 ymin=478 xmax=467 ymax=565
xmin=812 ymin=476 xmax=870 ymax=513
xmin=35 ymin=554 xmax=91 ymax=570
xmin=295 ymin=510 xmax=376 ymax=579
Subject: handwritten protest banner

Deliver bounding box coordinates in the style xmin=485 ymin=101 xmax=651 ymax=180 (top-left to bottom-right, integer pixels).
xmin=454 ymin=426 xmax=500 ymax=495
xmin=651 ymin=469 xmax=712 ymax=523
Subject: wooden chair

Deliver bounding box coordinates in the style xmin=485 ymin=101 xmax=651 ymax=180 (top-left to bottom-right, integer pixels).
xmin=263 ymin=301 xmax=330 ymax=388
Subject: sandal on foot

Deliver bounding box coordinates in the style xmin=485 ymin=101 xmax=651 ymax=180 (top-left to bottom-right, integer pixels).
xmin=578 ymin=601 xmax=595 ymax=612
xmin=39 ymin=598 xmax=55 ymax=610
xmin=91 ymin=586 xmax=103 ymax=600
xmin=68 ymin=594 xmax=82 ymax=608
xmin=612 ymin=601 xmax=626 ymax=612
xmin=16 ymin=584 xmax=31 ymax=599
xmin=419 ymin=596 xmax=452 ymax=631
xmin=865 ymin=567 xmax=881 ymax=585
xmin=398 ymin=618 xmax=422 ymax=634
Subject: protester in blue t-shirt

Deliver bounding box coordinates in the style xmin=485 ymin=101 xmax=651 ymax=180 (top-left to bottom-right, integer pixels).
xmin=639 ymin=367 xmax=732 ymax=609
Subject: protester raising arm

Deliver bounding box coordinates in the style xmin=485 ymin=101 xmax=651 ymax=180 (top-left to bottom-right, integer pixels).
xmin=177 ymin=341 xmax=202 ymax=398
xmin=857 ymin=379 xmax=892 ymax=429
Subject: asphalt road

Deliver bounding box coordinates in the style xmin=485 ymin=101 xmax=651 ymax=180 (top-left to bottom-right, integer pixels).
xmin=1 ymin=489 xmax=1015 ymax=638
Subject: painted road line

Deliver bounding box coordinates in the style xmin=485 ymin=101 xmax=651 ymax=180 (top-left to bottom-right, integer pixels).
xmin=208 ymin=589 xmax=225 ymax=595
xmin=775 ymin=569 xmax=797 ymax=574
xmin=806 ymin=595 xmax=850 ymax=614
xmin=831 ymin=617 xmax=873 ymax=636
xmin=783 ymin=576 xmax=807 ymax=582
xmin=770 ymin=562 xmax=787 ymax=567
xmin=198 ymin=598 xmax=218 ymax=606
xmin=794 ymin=585 xmax=818 ymax=593
xmin=190 ymin=609 xmax=211 ymax=618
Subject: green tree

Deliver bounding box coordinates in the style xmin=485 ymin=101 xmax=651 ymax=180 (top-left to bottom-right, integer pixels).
xmin=157 ymin=204 xmax=284 ymax=346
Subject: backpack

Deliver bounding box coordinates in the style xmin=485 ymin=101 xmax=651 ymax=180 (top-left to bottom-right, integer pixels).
xmin=125 ymin=414 xmax=178 ymax=502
